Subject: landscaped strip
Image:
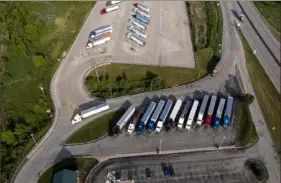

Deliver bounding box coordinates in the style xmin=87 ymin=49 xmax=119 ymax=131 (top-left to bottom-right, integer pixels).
xmin=37 ymin=158 xmax=98 ymax=183
xmin=239 ymin=30 xmax=281 ymax=153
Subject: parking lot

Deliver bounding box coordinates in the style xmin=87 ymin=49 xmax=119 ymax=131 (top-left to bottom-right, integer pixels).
xmin=81 ymin=1 xmax=195 ymax=68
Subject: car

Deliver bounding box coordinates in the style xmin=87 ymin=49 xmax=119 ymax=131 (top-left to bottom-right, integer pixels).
xmin=163 ymin=165 xmax=170 ymax=177
xmin=169 ymin=165 xmax=175 ymax=176
xmin=145 ymin=168 xmax=152 ymax=179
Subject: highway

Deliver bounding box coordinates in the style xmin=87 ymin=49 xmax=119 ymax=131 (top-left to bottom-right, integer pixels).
xmin=11 ymin=1 xmax=280 ymax=183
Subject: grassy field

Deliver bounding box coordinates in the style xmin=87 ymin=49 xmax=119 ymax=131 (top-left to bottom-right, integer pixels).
xmin=86 ymin=2 xmax=222 ymax=98
xmin=235 ymin=102 xmax=258 ymax=147
xmin=254 ymin=2 xmax=280 ymax=40
xmin=65 ymin=109 xmax=125 ymax=144
xmin=0 ymin=2 xmax=94 ymax=182
xmin=239 ymin=30 xmax=281 ymax=152
xmin=37 ymin=158 xmax=98 ymax=183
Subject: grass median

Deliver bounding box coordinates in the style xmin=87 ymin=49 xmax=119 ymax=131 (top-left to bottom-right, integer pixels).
xmin=239 ymin=29 xmax=281 ymax=152
xmin=37 ymin=158 xmax=98 ymax=183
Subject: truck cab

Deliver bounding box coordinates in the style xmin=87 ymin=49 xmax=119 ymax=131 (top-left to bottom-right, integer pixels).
xmin=223 ymin=116 xmax=230 ymax=128
xmin=205 ymin=115 xmax=212 ymax=126
xmin=146 ymin=120 xmax=155 ymax=132
xmin=136 ymin=122 xmax=145 ymax=134
xmin=155 ymin=121 xmax=163 ymax=132
xmin=127 ymin=123 xmax=135 ymax=134
xmin=213 ymin=117 xmax=220 ymax=129
xmin=164 ymin=119 xmax=173 ymax=131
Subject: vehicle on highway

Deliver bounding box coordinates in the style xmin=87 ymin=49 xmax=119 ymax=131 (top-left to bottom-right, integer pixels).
xmin=211 ymin=57 xmax=227 ymax=77
xmin=127 ymin=107 xmax=145 ymax=134
xmin=133 ymin=3 xmax=150 ymax=12
xmin=213 ymin=98 xmax=226 ymax=129
xmin=236 ymin=8 xmax=245 ymax=22
xmin=71 ymin=102 xmax=109 ymax=125
xmin=147 ymin=100 xmax=165 ymax=132
xmin=106 ymin=1 xmax=122 ymax=6
xmin=177 ymin=100 xmax=192 ymax=129
xmin=156 ymin=99 xmax=173 ymax=132
xmin=86 ymin=36 xmax=111 ymax=49
xmin=196 ymin=95 xmax=210 ymax=126
xmin=127 ymin=25 xmax=147 ymax=39
xmin=113 ymin=106 xmax=135 ymax=134
xmin=223 ymin=96 xmax=233 ymax=128
xmin=168 ymin=165 xmax=175 ymax=176
xmin=145 ymin=168 xmax=152 ymax=179
xmin=132 ymin=7 xmax=150 ymax=18
xmin=185 ymin=100 xmax=199 ymax=130
xmin=126 ymin=32 xmax=145 ymax=47
xmin=129 ymin=18 xmax=147 ymax=30
xmin=163 ymin=99 xmax=181 ymax=131
xmin=134 ymin=14 xmax=150 ymax=25
xmin=101 ymin=4 xmax=120 ymax=15
xmin=205 ymin=95 xmax=217 ymax=126
xmin=136 ymin=102 xmax=156 ymax=134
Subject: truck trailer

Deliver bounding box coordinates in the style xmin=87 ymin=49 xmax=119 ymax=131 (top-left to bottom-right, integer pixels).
xmin=185 ymin=100 xmax=199 ymax=130
xmin=93 ymin=25 xmax=113 ymax=36
xmin=106 ymin=1 xmax=122 ymax=6
xmin=147 ymin=100 xmax=165 ymax=132
xmin=211 ymin=57 xmax=227 ymax=77
xmin=236 ymin=8 xmax=245 ymax=22
xmin=127 ymin=107 xmax=145 ymax=134
xmin=134 ymin=14 xmax=150 ymax=25
xmin=101 ymin=4 xmax=120 ymax=15
xmin=196 ymin=95 xmax=210 ymax=126
xmin=90 ymin=29 xmax=113 ymax=39
xmin=86 ymin=36 xmax=111 ymax=49
xmin=127 ymin=25 xmax=147 ymax=39
xmin=205 ymin=95 xmax=217 ymax=126
xmin=136 ymin=102 xmax=156 ymax=134
xmin=129 ymin=19 xmax=147 ymax=31
xmin=163 ymin=99 xmax=181 ymax=131
xmin=155 ymin=99 xmax=173 ymax=132
xmin=223 ymin=96 xmax=233 ymax=128
xmin=177 ymin=100 xmax=192 ymax=129
xmin=71 ymin=102 xmax=109 ymax=125
xmin=114 ymin=106 xmax=135 ymax=134
xmin=133 ymin=3 xmax=150 ymax=12
xmin=213 ymin=98 xmax=226 ymax=129
xmin=132 ymin=7 xmax=150 ymax=18
xmin=126 ymin=32 xmax=145 ymax=46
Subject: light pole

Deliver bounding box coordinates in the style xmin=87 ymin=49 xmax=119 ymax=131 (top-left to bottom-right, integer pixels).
xmin=39 ymin=85 xmax=46 ymax=100
xmin=218 ymin=136 xmax=225 ymax=149
xmin=31 ymin=133 xmax=38 ymax=146
xmin=159 ymin=139 xmax=162 ymax=154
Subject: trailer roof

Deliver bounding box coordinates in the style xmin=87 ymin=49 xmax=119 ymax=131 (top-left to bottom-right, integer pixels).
xmin=141 ymin=102 xmax=156 ymax=122
xmin=180 ymin=100 xmax=192 ymax=118
xmin=159 ymin=99 xmax=173 ymax=121
xmin=224 ymin=96 xmax=233 ymax=116
xmin=116 ymin=106 xmax=135 ymax=127
xmin=81 ymin=102 xmax=108 ymax=115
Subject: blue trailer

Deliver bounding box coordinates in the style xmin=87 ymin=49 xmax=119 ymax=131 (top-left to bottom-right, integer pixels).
xmin=213 ymin=98 xmax=226 ymax=129
xmin=136 ymin=102 xmax=156 ymax=134
xmin=147 ymin=100 xmax=165 ymax=132
xmin=223 ymin=96 xmax=233 ymax=128
xmin=134 ymin=14 xmax=150 ymax=25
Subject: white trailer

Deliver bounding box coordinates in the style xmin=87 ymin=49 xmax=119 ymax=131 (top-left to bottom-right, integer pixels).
xmin=155 ymin=99 xmax=174 ymax=132
xmin=132 ymin=7 xmax=150 ymax=18
xmin=196 ymin=95 xmax=210 ymax=125
xmin=127 ymin=25 xmax=147 ymax=39
xmin=177 ymin=100 xmax=192 ymax=129
xmin=101 ymin=4 xmax=120 ymax=15
xmin=127 ymin=107 xmax=145 ymax=134
xmin=72 ymin=102 xmax=110 ymax=125
xmin=115 ymin=106 xmax=135 ymax=132
xmin=93 ymin=25 xmax=113 ymax=35
xmin=126 ymin=32 xmax=145 ymax=47
xmin=106 ymin=1 xmax=122 ymax=6
xmin=185 ymin=100 xmax=199 ymax=130
xmin=86 ymin=36 xmax=111 ymax=49
xmin=90 ymin=29 xmax=113 ymax=39
xmin=133 ymin=3 xmax=150 ymax=12
xmin=129 ymin=19 xmax=147 ymax=31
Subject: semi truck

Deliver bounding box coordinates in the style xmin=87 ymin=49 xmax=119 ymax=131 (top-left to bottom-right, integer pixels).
xmin=132 ymin=7 xmax=150 ymax=18
xmin=126 ymin=32 xmax=145 ymax=47
xmin=134 ymin=14 xmax=150 ymax=25
xmin=213 ymin=98 xmax=226 ymax=129
xmin=155 ymin=99 xmax=173 ymax=132
xmin=163 ymin=99 xmax=181 ymax=131
xmin=106 ymin=1 xmax=122 ymax=6
xmin=113 ymin=106 xmax=136 ymax=134
xmin=136 ymin=102 xmax=156 ymax=134
xmin=177 ymin=100 xmax=192 ymax=129
xmin=223 ymin=96 xmax=233 ymax=128
xmin=127 ymin=107 xmax=145 ymax=134
xmin=90 ymin=29 xmax=113 ymax=39
xmin=86 ymin=36 xmax=111 ymax=49
xmin=133 ymin=3 xmax=150 ymax=12
xmin=129 ymin=19 xmax=147 ymax=31
xmin=127 ymin=25 xmax=147 ymax=39
xmin=185 ymin=100 xmax=199 ymax=130
xmin=147 ymin=100 xmax=165 ymax=132
xmin=211 ymin=57 xmax=227 ymax=77
xmin=93 ymin=25 xmax=113 ymax=35
xmin=196 ymin=95 xmax=210 ymax=126
xmin=101 ymin=4 xmax=120 ymax=15
xmin=205 ymin=95 xmax=217 ymax=126
xmin=236 ymin=8 xmax=245 ymax=22
xmin=93 ymin=33 xmax=112 ymax=41
xmin=71 ymin=102 xmax=109 ymax=125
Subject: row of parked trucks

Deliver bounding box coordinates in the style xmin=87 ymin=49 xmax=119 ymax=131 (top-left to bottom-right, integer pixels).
xmin=112 ymin=94 xmax=234 ymax=134
xmin=126 ymin=3 xmax=150 ymax=47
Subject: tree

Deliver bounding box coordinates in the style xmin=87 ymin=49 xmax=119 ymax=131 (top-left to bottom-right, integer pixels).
xmin=243 ymin=93 xmax=255 ymax=104
xmin=122 ymin=72 xmax=127 ymax=80
xmin=145 ymin=70 xmax=158 ymax=80
xmin=32 ymin=55 xmax=47 ymax=68
xmin=105 ymin=72 xmax=109 ymax=80
xmin=25 ymin=24 xmax=39 ymax=41
xmin=116 ymin=75 xmax=122 ymax=83
xmin=1 ymin=130 xmax=16 ymax=146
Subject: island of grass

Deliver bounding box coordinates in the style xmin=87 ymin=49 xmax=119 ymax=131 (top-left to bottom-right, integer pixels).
xmin=86 ymin=1 xmax=222 ymax=99
xmin=37 ymin=158 xmax=98 ymax=183
xmin=245 ymin=159 xmax=268 ymax=182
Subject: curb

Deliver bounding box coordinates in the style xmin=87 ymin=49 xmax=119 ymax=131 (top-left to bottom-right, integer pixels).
xmin=246 ymin=159 xmax=269 ymax=182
